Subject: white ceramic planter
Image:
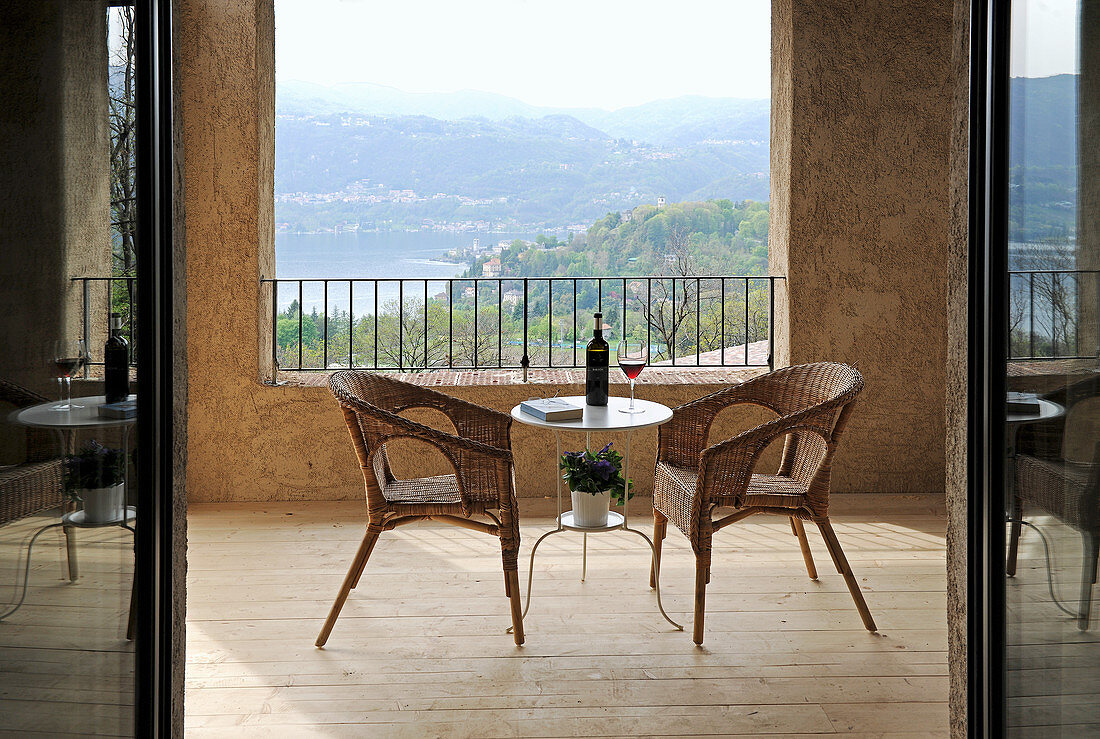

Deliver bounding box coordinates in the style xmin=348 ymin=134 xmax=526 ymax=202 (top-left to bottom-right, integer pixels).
xmin=81 ymin=483 xmax=125 ymax=524
xmin=570 ymin=488 xmax=611 ymax=527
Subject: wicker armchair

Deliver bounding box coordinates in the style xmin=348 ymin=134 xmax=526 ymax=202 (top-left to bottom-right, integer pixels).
xmin=0 ymin=379 xmax=75 ymax=580
xmin=1008 ymin=396 xmax=1100 ymax=630
xmin=316 ymin=371 xmax=525 ymax=646
xmin=650 ymin=362 xmax=875 ymax=644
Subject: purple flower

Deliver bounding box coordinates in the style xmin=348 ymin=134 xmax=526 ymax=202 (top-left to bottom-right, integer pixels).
xmin=598 ymin=442 xmax=613 ymax=456
xmin=591 ymin=459 xmax=614 ymax=481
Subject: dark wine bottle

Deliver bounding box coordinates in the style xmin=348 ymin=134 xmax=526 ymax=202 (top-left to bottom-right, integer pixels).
xmin=104 ymin=312 xmax=129 ymax=403
xmin=585 ymin=312 xmax=609 ymax=406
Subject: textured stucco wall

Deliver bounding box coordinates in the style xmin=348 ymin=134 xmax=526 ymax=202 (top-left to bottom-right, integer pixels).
xmin=0 ymin=1 xmax=110 ymax=397
xmin=770 ymin=0 xmax=955 ymax=494
xmin=946 ymin=1 xmax=970 ymax=735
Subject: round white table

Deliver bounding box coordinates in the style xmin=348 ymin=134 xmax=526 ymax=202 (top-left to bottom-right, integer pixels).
xmin=1 ymin=396 xmax=136 ymax=635
xmin=510 ymin=395 xmax=683 ymax=631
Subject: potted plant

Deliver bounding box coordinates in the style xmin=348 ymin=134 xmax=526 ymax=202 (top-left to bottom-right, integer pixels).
xmin=559 ymin=442 xmax=632 ymax=527
xmin=64 ymin=440 xmax=126 ymax=524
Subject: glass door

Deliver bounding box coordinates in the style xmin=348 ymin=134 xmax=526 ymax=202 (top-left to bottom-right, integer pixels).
xmin=0 ymin=1 xmax=176 ymax=734
xmin=978 ymin=0 xmax=1100 ymax=733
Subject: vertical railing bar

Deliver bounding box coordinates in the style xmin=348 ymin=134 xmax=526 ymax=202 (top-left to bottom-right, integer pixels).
xmin=646 ymin=278 xmax=652 ymax=364
xmin=498 ymin=279 xmax=503 ymax=368
xmin=548 ymin=280 xmax=553 ymax=368
xmin=448 ymin=280 xmax=453 ymax=368
xmin=348 ymin=280 xmax=354 ymax=369
xmin=1075 ymin=273 xmax=1080 ymax=357
xmin=696 ymin=277 xmax=701 ymax=366
xmin=298 ymin=280 xmax=303 ymax=371
xmin=82 ymin=279 xmax=91 ymax=378
xmin=271 ymin=280 xmax=278 ymax=382
xmin=720 ymin=278 xmax=726 ymax=366
xmin=768 ymin=278 xmax=775 ymax=370
xmin=323 ymin=280 xmax=329 ymax=370
xmin=473 ymin=279 xmax=478 ymax=369
xmin=598 ymin=278 xmax=603 ymax=313
xmin=621 ymin=278 xmax=627 ymax=345
xmin=572 ymin=278 xmax=577 ymax=367
xmin=373 ymin=281 xmax=378 ymax=369
xmin=399 ymin=281 xmax=404 ymax=370
xmin=522 ymin=279 xmax=529 ymax=371
xmin=1029 ymin=272 xmax=1035 ymax=358
xmin=671 ymin=278 xmax=676 ymax=366
xmin=106 ymin=278 xmax=113 ymax=369
xmin=744 ymin=278 xmax=750 ymax=366
xmin=1052 ymin=273 xmax=1059 ymax=358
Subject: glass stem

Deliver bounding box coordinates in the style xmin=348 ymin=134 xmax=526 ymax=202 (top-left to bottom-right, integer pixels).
xmin=65 ymin=376 xmax=71 ymax=410
xmin=629 ymin=378 xmax=635 ymax=410
xmin=57 ymin=377 xmax=64 ymax=405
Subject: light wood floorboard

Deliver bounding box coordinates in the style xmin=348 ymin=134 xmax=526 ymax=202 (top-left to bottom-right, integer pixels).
xmin=185 ymin=498 xmax=949 ymax=736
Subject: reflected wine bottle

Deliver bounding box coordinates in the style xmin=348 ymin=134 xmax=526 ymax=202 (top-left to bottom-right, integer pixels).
xmin=585 ymin=312 xmax=609 ymax=406
xmin=104 ymin=312 xmax=129 ymax=403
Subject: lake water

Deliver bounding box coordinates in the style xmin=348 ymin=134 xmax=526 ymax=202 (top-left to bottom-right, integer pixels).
xmin=274 ymin=230 xmax=538 ymax=313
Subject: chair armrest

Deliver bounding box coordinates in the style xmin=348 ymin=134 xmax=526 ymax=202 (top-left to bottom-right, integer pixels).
xmin=658 ymin=384 xmax=769 ymax=468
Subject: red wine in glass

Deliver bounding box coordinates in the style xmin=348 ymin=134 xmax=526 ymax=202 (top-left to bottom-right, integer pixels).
xmin=616 ymin=341 xmax=648 ymax=413
xmin=51 ymin=339 xmax=87 ymax=411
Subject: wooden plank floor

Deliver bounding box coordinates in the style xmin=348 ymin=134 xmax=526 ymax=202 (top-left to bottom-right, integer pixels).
xmin=185 ymin=497 xmax=949 ymax=737
xmin=0 ymin=512 xmax=136 ymax=736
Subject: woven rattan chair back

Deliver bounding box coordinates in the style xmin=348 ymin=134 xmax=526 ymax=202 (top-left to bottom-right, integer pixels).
xmin=319 ymin=371 xmax=526 ymax=645
xmin=0 ymin=380 xmax=64 ymax=527
xmin=651 ymin=362 xmax=875 ymax=643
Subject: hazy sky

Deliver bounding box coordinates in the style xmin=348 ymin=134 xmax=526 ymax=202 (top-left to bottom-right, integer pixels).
xmin=1010 ymin=0 xmax=1079 ymax=77
xmin=275 ymin=0 xmax=772 ymax=110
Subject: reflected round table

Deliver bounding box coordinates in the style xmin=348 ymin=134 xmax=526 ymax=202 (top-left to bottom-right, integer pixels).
xmin=510 ymin=395 xmax=683 ymax=631
xmin=1 ymin=395 xmax=136 ymax=636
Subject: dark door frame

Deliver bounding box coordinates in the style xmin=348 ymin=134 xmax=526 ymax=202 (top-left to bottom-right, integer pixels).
xmin=133 ymin=0 xmax=178 ymax=734
xmin=969 ymin=0 xmax=1012 ymax=734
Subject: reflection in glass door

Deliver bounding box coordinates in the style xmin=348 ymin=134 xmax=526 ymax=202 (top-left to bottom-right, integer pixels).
xmin=1003 ymin=0 xmax=1100 ymax=734
xmin=0 ymin=3 xmax=142 ymax=734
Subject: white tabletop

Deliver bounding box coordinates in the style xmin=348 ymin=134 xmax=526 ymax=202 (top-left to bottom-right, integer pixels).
xmin=511 ymin=395 xmax=672 ymax=432
xmin=1007 ymin=397 xmax=1064 ymax=425
xmin=13 ymin=395 xmax=137 ymax=429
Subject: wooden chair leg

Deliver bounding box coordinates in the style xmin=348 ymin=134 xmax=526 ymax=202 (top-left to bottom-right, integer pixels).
xmin=126 ymin=572 xmax=137 ymax=641
xmin=791 ymin=517 xmax=818 ymax=580
xmin=63 ymin=525 xmax=78 ymax=581
xmin=816 ymin=518 xmax=877 ymax=632
xmin=1007 ymin=498 xmax=1023 ymax=577
xmin=1078 ymin=531 xmax=1099 ymax=631
xmin=316 ymin=527 xmax=380 ymax=647
xmin=650 ymin=511 xmax=667 ymax=589
xmin=693 ymin=555 xmax=709 ymax=645
xmin=506 ymin=568 xmax=525 ymax=645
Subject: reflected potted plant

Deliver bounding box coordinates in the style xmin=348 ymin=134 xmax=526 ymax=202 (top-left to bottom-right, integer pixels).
xmin=64 ymin=440 xmax=126 ymax=524
xmin=559 ymin=442 xmax=632 ymax=527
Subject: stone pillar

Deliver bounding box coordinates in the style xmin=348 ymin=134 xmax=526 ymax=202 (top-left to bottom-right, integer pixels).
xmin=770 ymin=0 xmax=956 ymax=494
xmin=0 ymin=1 xmax=110 ymax=396
xmin=946 ymin=1 xmax=971 ymax=734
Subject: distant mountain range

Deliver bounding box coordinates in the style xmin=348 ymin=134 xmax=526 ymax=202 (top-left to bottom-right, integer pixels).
xmin=274 ymin=81 xmax=770 ymax=230
xmin=277 ymin=80 xmax=770 ymax=147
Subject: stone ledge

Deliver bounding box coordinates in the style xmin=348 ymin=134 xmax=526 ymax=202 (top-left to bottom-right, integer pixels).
xmin=277 ymin=366 xmax=768 ymax=389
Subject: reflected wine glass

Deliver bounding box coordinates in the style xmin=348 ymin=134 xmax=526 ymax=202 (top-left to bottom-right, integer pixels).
xmin=52 ymin=339 xmax=87 ymax=411
xmin=617 ymin=340 xmax=648 ymax=414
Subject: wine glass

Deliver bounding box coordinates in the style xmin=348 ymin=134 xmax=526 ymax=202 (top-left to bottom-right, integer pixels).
xmin=52 ymin=339 xmax=87 ymax=411
xmin=617 ymin=340 xmax=648 ymax=414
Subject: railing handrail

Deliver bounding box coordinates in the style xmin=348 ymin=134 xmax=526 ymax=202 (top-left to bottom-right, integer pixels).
xmin=259 ymin=273 xmax=783 ymax=379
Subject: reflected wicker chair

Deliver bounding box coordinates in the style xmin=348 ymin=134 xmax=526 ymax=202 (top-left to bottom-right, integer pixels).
xmin=0 ymin=380 xmax=75 ymax=577
xmin=1008 ymin=396 xmax=1100 ymax=630
xmin=316 ymin=371 xmax=525 ymax=646
xmin=650 ymin=362 xmax=875 ymax=644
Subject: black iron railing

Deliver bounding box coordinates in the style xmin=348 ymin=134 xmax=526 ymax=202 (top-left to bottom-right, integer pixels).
xmin=261 ymin=275 xmax=782 ymax=378
xmin=1008 ymin=269 xmax=1100 ymax=360
xmin=71 ymin=276 xmax=137 ymax=376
